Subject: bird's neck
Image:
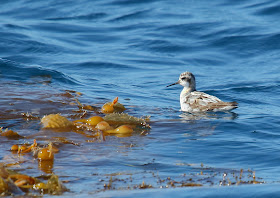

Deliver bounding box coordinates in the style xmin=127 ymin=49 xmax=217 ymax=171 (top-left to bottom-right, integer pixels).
xmin=180 ymin=87 xmax=194 ymax=106
xmin=180 ymin=86 xmax=195 ymax=96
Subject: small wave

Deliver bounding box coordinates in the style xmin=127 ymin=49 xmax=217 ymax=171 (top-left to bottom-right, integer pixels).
xmin=75 ymin=32 xmax=120 ymax=43
xmin=76 ymin=61 xmax=135 ymax=70
xmin=31 ymin=22 xmax=91 ymax=33
xmin=253 ymin=2 xmax=280 ymax=16
xmin=0 ymin=58 xmax=79 ymax=85
xmin=3 ymin=23 xmax=29 ymax=30
xmin=206 ymin=80 xmax=279 ymax=93
xmin=108 ymin=9 xmax=151 ymax=22
xmin=139 ymin=39 xmax=187 ymax=53
xmin=0 ymin=30 xmax=64 ymax=56
xmin=108 ymin=0 xmax=157 ymax=6
xmin=46 ymin=13 xmax=107 ymax=21
xmin=205 ymin=31 xmax=280 ymax=57
xmin=156 ymin=22 xmax=219 ymax=38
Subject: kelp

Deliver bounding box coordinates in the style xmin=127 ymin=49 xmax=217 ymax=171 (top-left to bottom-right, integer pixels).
xmin=41 ymin=114 xmax=74 ymax=129
xmin=44 ymin=174 xmax=68 ymax=195
xmin=0 ymin=164 xmax=67 ymax=195
xmin=104 ymin=113 xmax=150 ymax=127
xmin=0 ymin=95 xmax=151 ymax=195
xmin=39 ymin=97 xmax=150 ymax=136
xmin=0 ymin=128 xmax=23 ymax=139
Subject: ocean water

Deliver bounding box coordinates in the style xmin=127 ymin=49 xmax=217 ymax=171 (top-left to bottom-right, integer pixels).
xmin=0 ymin=0 xmax=280 ymax=197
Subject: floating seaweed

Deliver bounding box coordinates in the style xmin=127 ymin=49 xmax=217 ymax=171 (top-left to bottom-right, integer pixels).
xmin=0 ymin=128 xmax=23 ymax=139
xmin=41 ymin=114 xmax=74 ymax=129
xmin=101 ymin=97 xmax=125 ymax=113
xmin=104 ymin=113 xmax=150 ymax=127
xmin=38 ymin=97 xmax=150 ymax=137
xmin=0 ymin=164 xmax=67 ymax=196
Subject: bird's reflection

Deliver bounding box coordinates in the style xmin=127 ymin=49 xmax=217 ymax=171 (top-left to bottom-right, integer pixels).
xmin=179 ymin=111 xmax=238 ymax=121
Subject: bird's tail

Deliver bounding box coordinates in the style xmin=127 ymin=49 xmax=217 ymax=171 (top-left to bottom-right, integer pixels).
xmin=210 ymin=101 xmax=238 ymax=112
xmin=223 ymin=101 xmax=238 ymax=111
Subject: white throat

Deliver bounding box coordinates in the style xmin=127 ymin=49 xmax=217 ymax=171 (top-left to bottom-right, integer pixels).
xmin=180 ymin=87 xmax=192 ymax=107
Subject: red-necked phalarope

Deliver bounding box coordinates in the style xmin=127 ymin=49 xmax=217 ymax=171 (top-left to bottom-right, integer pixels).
xmin=167 ymin=72 xmax=238 ymax=112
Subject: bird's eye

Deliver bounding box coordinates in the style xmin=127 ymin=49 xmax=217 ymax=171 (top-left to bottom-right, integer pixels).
xmin=181 ymin=77 xmax=187 ymax=80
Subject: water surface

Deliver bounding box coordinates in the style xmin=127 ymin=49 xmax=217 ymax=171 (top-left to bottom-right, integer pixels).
xmin=0 ymin=0 xmax=280 ymax=196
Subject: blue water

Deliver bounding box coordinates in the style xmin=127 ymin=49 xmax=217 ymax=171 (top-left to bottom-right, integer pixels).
xmin=1 ymin=0 xmax=280 ymax=197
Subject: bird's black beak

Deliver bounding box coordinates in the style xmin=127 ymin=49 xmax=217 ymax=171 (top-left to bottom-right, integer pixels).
xmin=166 ymin=81 xmax=179 ymax=87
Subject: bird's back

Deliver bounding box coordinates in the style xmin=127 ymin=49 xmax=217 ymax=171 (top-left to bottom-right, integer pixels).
xmin=181 ymin=91 xmax=238 ymax=112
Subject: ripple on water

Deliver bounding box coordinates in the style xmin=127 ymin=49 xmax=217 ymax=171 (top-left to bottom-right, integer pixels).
xmin=253 ymin=1 xmax=280 ymax=16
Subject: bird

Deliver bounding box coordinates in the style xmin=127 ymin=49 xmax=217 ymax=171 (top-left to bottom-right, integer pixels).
xmin=167 ymin=72 xmax=238 ymax=112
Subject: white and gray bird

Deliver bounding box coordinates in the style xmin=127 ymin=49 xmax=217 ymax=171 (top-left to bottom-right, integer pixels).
xmin=167 ymin=72 xmax=238 ymax=112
